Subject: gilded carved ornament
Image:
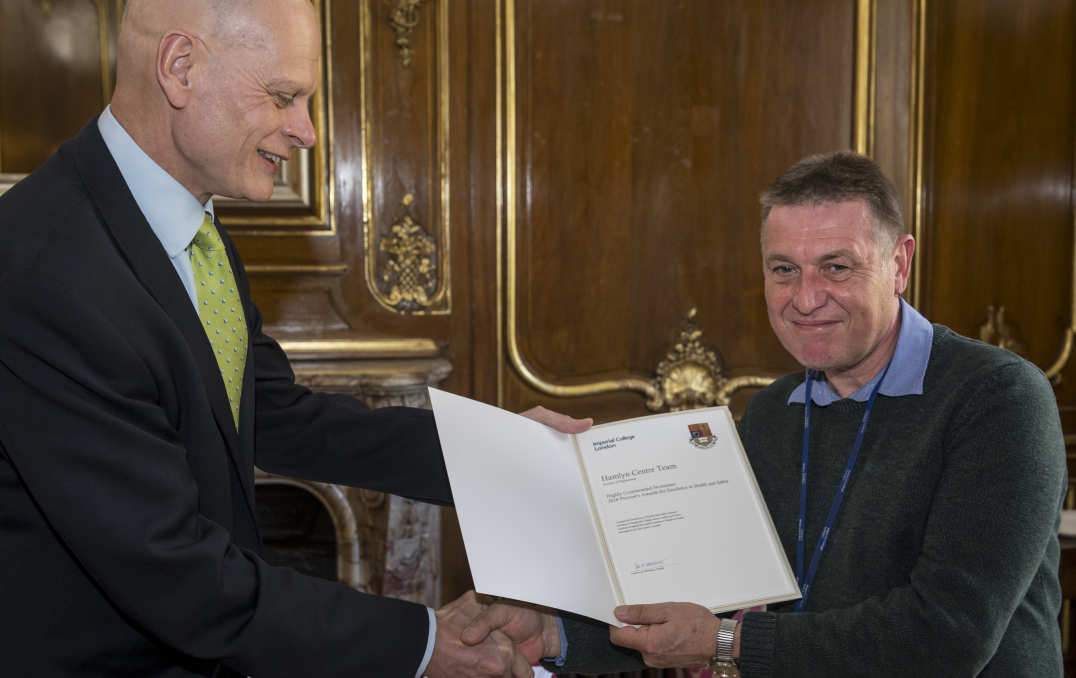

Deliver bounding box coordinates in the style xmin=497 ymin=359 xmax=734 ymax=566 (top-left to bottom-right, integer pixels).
xmin=388 ymin=0 xmax=426 ymax=67
xmin=979 ymin=304 xmax=1074 ymax=387
xmin=653 ymin=309 xmax=725 ymax=411
xmin=651 ymin=309 xmax=774 ymax=411
xmin=379 ymin=194 xmax=439 ymax=312
xmin=978 ymin=305 xmax=1026 ymax=356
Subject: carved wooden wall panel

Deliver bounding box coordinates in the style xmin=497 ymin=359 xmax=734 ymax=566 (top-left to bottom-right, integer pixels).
xmin=226 ymin=0 xmax=458 ymax=361
xmin=0 ymin=1 xmax=461 ymax=364
xmin=0 ymin=0 xmax=120 ymax=181
xmin=492 ymin=0 xmax=878 ymax=423
xmin=918 ymin=0 xmax=1076 ymax=417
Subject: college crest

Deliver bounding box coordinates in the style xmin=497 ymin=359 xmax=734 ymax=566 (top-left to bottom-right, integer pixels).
xmin=688 ymin=422 xmax=716 ymax=449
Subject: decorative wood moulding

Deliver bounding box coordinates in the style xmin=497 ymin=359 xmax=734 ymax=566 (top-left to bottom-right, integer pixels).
xmin=854 ymin=0 xmax=876 ymax=157
xmin=279 ymin=338 xmax=440 ymax=361
xmin=361 ymin=0 xmax=452 ymax=315
xmin=978 ymin=301 xmax=1074 ymax=388
xmin=910 ymin=0 xmax=928 ymax=308
xmin=1 ymin=0 xmax=336 ymax=235
xmin=654 ymin=309 xmax=725 ymax=411
xmin=388 ymin=0 xmax=427 ymax=67
xmin=653 ymin=309 xmax=776 ymax=411
xmin=980 ymin=142 xmax=1076 ymax=387
xmin=1049 ymin=326 xmax=1076 ymax=388
xmin=0 ymin=0 xmax=119 ymax=196
xmin=978 ymin=305 xmax=1026 ymax=356
xmin=376 ymin=194 xmax=444 ymax=312
xmin=1045 ymin=170 xmax=1076 ymax=385
xmin=498 ymin=0 xmax=852 ymax=410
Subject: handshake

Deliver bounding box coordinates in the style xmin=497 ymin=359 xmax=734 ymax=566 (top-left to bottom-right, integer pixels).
xmin=425 ymin=590 xmax=730 ymax=678
xmin=425 ymin=591 xmax=559 ymax=678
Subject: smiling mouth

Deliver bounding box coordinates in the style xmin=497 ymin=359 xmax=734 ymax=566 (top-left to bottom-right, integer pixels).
xmin=791 ymin=320 xmax=840 ymax=330
xmin=257 ymin=149 xmax=286 ymax=166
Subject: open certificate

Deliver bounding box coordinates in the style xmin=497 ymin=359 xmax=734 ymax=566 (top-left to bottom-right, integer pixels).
xmin=429 ymin=388 xmax=799 ymax=626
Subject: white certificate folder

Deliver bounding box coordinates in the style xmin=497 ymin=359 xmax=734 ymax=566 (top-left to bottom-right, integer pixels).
xmin=428 ymin=388 xmax=800 ymax=626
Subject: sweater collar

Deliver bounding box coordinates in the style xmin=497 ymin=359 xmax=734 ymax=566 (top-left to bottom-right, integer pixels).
xmin=787 ymin=298 xmax=934 ymax=406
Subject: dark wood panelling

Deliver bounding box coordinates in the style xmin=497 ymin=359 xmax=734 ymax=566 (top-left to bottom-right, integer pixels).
xmin=236 ymin=0 xmax=458 ymax=344
xmin=921 ymin=0 xmax=1075 ymax=381
xmin=0 ymin=0 xmax=118 ymax=173
xmin=502 ymin=0 xmax=859 ymax=421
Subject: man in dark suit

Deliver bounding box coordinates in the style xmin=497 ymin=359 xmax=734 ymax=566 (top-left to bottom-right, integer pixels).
xmin=0 ymin=0 xmax=587 ymax=675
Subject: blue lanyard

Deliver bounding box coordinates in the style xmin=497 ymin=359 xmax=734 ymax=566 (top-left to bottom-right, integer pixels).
xmin=794 ymin=362 xmax=891 ymax=612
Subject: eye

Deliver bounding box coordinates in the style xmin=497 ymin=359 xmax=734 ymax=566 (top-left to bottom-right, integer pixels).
xmin=823 ymin=263 xmax=854 ymax=279
xmin=272 ymin=92 xmax=296 ymax=108
xmin=770 ymin=264 xmax=796 ymax=275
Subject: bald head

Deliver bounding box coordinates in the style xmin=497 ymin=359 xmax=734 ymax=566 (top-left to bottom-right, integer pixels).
xmin=115 ymin=0 xmax=213 ymax=94
xmin=115 ymin=0 xmax=310 ymax=100
xmin=111 ymin=0 xmax=320 ymax=203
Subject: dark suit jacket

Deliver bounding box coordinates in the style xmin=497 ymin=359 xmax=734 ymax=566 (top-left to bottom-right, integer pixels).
xmin=0 ymin=119 xmax=453 ymax=677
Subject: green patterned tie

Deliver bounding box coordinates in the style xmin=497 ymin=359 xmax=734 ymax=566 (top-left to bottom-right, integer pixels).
xmin=190 ymin=213 xmax=247 ymax=429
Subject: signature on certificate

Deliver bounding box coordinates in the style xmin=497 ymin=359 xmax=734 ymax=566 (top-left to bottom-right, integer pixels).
xmin=629 ymin=557 xmax=679 ymax=575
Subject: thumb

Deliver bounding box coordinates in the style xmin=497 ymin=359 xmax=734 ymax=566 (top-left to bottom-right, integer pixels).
xmin=614 ymin=603 xmax=672 ymax=625
xmin=460 ymin=605 xmax=515 ymax=646
xmin=520 ymin=405 xmax=593 ymax=433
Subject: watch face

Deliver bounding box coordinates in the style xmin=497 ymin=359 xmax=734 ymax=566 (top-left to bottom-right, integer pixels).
xmin=709 ymin=661 xmax=741 ymax=678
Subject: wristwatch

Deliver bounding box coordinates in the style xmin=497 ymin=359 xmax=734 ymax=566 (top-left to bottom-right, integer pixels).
xmin=709 ymin=617 xmax=740 ymax=677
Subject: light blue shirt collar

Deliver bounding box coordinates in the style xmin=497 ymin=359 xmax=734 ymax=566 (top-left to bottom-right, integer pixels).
xmin=97 ymin=106 xmax=213 ymax=257
xmin=788 ymin=298 xmax=933 ymax=406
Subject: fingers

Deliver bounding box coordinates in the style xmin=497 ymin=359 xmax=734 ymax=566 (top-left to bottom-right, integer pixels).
xmin=520 ymin=405 xmax=593 ymax=433
xmin=608 ymin=623 xmax=647 ymax=651
xmin=510 ymin=645 xmax=535 ymax=678
xmin=614 ymin=602 xmax=672 ymax=625
xmin=608 ymin=603 xmax=721 ymax=669
xmin=429 ymin=624 xmax=528 ymax=678
xmin=481 ymin=631 xmax=531 ymax=678
xmin=461 ymin=604 xmax=515 ymax=646
xmin=438 ymin=590 xmax=487 ymax=629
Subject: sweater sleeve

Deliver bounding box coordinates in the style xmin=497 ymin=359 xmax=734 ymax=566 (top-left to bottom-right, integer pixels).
xmin=738 ymin=360 xmax=1066 ymax=677
xmin=539 ymin=613 xmax=647 ymax=675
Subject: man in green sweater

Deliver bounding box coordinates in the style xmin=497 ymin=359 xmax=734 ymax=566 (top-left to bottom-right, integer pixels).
xmin=461 ymin=152 xmax=1067 ymax=677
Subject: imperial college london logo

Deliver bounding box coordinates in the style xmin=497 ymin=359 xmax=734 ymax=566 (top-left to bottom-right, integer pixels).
xmin=688 ymin=422 xmax=716 ymax=449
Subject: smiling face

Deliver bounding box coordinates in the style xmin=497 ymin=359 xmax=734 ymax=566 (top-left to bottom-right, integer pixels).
xmin=762 ymin=200 xmax=913 ymax=396
xmin=170 ymin=0 xmax=320 ymax=203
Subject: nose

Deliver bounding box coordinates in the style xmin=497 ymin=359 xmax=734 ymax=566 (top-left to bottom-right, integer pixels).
xmin=791 ymin=270 xmax=827 ymax=315
xmin=284 ymin=103 xmax=317 ymax=149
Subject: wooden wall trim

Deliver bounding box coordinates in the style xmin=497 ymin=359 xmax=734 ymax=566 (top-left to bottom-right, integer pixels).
xmin=360 ymin=0 xmax=452 ymax=316
xmin=1044 ymin=136 xmax=1076 ymax=382
xmin=910 ymin=0 xmax=927 ymax=308
xmin=854 ymin=0 xmax=877 ymax=156
xmin=500 ymin=0 xmax=876 ymax=412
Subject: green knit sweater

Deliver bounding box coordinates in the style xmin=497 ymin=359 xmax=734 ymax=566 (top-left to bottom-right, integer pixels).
xmin=737 ymin=326 xmax=1065 ymax=677
xmin=553 ymin=326 xmax=1065 ymax=677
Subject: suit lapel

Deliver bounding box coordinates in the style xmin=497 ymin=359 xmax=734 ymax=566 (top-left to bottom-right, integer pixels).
xmin=71 ymin=119 xmax=257 ymax=518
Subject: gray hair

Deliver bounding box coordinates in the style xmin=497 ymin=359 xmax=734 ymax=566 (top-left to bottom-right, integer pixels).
xmin=759 ymin=152 xmax=905 ymax=249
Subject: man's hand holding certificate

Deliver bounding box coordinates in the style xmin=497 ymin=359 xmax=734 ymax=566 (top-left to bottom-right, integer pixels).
xmin=429 ymin=389 xmax=799 ymax=627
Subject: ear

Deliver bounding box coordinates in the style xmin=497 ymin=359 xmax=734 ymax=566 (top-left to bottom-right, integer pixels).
xmin=157 ymin=31 xmax=197 ymax=109
xmin=891 ymin=234 xmax=915 ymax=296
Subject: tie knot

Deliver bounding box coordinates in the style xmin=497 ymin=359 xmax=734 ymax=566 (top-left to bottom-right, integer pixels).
xmin=191 ymin=213 xmax=224 ymax=254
